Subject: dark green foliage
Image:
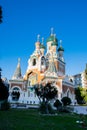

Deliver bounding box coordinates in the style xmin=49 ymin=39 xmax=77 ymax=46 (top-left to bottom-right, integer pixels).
xmin=0 ymin=6 xmax=2 ymax=23
xmin=0 ymin=79 xmax=9 ymax=101
xmin=34 ymin=83 xmax=58 ymax=113
xmin=34 ymin=83 xmax=58 ymax=103
xmin=80 ymin=88 xmax=87 ymax=103
xmin=1 ymin=101 xmax=10 ymax=110
xmin=54 ymin=99 xmax=62 ymax=110
xmin=75 ymin=87 xmax=84 ymax=104
xmin=39 ymin=102 xmax=54 ymax=114
xmin=61 ymin=97 xmax=71 ymax=106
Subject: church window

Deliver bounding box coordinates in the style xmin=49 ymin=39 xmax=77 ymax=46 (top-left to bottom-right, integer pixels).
xmin=41 ymin=56 xmax=45 ymax=65
xmin=28 ymin=91 xmax=30 ymax=97
xmin=30 ymin=101 xmax=32 ymax=104
xmin=32 ymin=58 xmax=36 ymax=66
xmin=67 ymin=91 xmax=69 ymax=97
xmin=34 ymin=92 xmax=36 ymax=97
xmin=33 ymin=101 xmax=35 ymax=104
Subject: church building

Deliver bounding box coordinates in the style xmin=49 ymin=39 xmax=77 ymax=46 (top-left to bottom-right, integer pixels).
xmin=8 ymin=29 xmax=75 ymax=105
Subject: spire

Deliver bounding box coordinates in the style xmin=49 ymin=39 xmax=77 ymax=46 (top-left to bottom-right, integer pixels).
xmin=45 ymin=53 xmax=57 ymax=77
xmin=12 ymin=58 xmax=22 ymax=80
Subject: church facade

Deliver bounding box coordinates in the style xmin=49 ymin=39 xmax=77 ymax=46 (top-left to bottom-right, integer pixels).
xmin=8 ymin=29 xmax=75 ymax=105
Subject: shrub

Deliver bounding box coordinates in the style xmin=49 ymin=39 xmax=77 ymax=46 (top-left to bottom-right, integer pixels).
xmin=54 ymin=99 xmax=62 ymax=110
xmin=61 ymin=97 xmax=71 ymax=106
xmin=39 ymin=102 xmax=54 ymax=114
xmin=1 ymin=101 xmax=10 ymax=110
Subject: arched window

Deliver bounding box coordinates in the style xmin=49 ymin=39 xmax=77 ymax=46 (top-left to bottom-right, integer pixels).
xmin=41 ymin=56 xmax=45 ymax=65
xmin=32 ymin=58 xmax=36 ymax=66
xmin=67 ymin=90 xmax=69 ymax=97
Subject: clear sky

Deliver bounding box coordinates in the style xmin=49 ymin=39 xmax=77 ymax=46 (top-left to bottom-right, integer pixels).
xmin=0 ymin=0 xmax=87 ymax=79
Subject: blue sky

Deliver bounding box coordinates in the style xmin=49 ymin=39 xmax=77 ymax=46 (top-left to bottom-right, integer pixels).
xmin=0 ymin=0 xmax=87 ymax=79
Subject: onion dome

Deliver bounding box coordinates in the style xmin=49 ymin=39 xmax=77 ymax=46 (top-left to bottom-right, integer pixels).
xmin=58 ymin=40 xmax=64 ymax=51
xmin=40 ymin=44 xmax=45 ymax=49
xmin=51 ymin=41 xmax=58 ymax=46
xmin=46 ymin=28 xmax=58 ymax=43
xmin=40 ymin=37 xmax=45 ymax=49
xmin=46 ymin=35 xmax=58 ymax=43
xmin=58 ymin=46 xmax=64 ymax=51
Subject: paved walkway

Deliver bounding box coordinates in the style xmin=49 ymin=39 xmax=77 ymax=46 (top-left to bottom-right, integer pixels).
xmin=74 ymin=106 xmax=87 ymax=115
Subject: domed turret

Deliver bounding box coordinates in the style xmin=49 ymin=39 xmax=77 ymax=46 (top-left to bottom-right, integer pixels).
xmin=58 ymin=46 xmax=64 ymax=52
xmin=58 ymin=40 xmax=64 ymax=62
xmin=51 ymin=41 xmax=58 ymax=46
xmin=46 ymin=28 xmax=58 ymax=52
xmin=51 ymin=34 xmax=58 ymax=46
xmin=47 ymin=35 xmax=58 ymax=43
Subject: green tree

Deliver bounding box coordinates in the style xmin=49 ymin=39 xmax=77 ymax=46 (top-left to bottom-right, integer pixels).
xmin=34 ymin=83 xmax=58 ymax=113
xmin=75 ymin=87 xmax=84 ymax=104
xmin=61 ymin=97 xmax=71 ymax=106
xmin=54 ymin=99 xmax=62 ymax=110
xmin=0 ymin=78 xmax=9 ymax=101
xmin=0 ymin=68 xmax=9 ymax=101
xmin=81 ymin=88 xmax=87 ymax=103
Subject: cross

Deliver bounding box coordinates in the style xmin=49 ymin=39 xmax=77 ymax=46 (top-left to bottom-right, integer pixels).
xmin=51 ymin=27 xmax=54 ymax=35
xmin=37 ymin=34 xmax=40 ymax=42
xmin=42 ymin=37 xmax=44 ymax=44
xmin=60 ymin=40 xmax=62 ymax=46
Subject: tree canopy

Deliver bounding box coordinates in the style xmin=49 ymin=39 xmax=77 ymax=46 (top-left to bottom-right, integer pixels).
xmin=0 ymin=79 xmax=9 ymax=101
xmin=34 ymin=83 xmax=58 ymax=103
xmin=61 ymin=97 xmax=71 ymax=106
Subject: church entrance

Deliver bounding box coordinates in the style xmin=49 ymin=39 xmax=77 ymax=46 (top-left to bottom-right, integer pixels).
xmin=11 ymin=87 xmax=20 ymax=101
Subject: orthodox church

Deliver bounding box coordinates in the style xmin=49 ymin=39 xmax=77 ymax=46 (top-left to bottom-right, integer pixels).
xmin=8 ymin=29 xmax=75 ymax=105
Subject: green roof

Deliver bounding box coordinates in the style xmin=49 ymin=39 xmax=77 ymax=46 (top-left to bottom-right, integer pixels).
xmin=58 ymin=46 xmax=64 ymax=51
xmin=40 ymin=44 xmax=45 ymax=49
xmin=46 ymin=35 xmax=58 ymax=43
xmin=51 ymin=41 xmax=58 ymax=46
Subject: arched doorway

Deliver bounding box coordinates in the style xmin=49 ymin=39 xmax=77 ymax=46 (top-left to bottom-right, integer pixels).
xmin=11 ymin=87 xmax=20 ymax=101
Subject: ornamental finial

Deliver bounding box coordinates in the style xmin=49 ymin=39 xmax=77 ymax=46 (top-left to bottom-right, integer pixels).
xmin=51 ymin=27 xmax=54 ymax=35
xmin=42 ymin=37 xmax=44 ymax=44
xmin=37 ymin=34 xmax=40 ymax=42
xmin=60 ymin=40 xmax=62 ymax=46
xmin=18 ymin=58 xmax=20 ymax=63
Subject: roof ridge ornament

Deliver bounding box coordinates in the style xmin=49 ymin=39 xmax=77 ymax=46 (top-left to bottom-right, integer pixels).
xmin=42 ymin=37 xmax=44 ymax=44
xmin=37 ymin=34 xmax=40 ymax=42
xmin=51 ymin=27 xmax=54 ymax=36
xmin=18 ymin=58 xmax=20 ymax=64
xmin=59 ymin=40 xmax=62 ymax=47
xmin=54 ymin=34 xmax=56 ymax=41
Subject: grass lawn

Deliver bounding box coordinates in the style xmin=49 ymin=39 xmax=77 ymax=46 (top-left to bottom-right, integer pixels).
xmin=0 ymin=109 xmax=87 ymax=130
